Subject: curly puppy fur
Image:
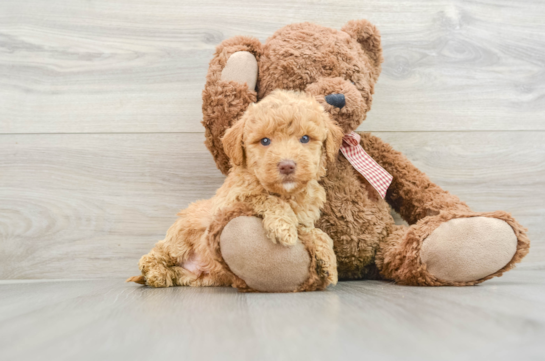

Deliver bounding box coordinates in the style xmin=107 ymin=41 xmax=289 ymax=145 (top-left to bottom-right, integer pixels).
xmin=201 ymin=19 xmax=530 ymax=286
xmin=130 ymin=90 xmax=342 ymax=290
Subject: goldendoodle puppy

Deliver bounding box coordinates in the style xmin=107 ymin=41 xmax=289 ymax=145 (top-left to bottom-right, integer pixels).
xmin=128 ymin=90 xmax=343 ymax=291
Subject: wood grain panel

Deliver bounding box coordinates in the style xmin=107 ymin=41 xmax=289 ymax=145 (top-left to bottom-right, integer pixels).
xmin=1 ymin=0 xmax=544 ymax=133
xmin=0 ymin=133 xmax=225 ymax=279
xmin=0 ymin=131 xmax=542 ymax=280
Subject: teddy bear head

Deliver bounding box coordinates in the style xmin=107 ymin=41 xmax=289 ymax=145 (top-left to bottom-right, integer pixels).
xmin=257 ymin=20 xmax=383 ymax=134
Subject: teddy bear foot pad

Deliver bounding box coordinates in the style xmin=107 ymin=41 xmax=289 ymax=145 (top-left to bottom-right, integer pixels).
xmin=220 ymin=216 xmax=311 ymax=292
xmin=421 ymin=217 xmax=517 ymax=282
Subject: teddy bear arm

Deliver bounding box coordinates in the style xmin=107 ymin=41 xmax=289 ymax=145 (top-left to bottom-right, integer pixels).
xmin=201 ymin=36 xmax=262 ymax=175
xmin=357 ymin=132 xmax=471 ymax=225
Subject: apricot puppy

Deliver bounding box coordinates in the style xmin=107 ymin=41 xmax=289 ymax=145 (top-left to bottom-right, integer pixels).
xmin=128 ymin=90 xmax=343 ymax=291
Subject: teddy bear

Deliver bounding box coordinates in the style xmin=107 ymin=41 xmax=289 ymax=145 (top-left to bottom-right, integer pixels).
xmin=200 ymin=19 xmax=530 ymax=292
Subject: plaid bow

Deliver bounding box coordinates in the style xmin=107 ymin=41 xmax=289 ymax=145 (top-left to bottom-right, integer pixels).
xmin=340 ymin=132 xmax=393 ymax=199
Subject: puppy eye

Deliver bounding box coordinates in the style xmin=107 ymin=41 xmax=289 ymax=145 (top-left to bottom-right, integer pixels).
xmin=300 ymin=135 xmax=310 ymax=144
xmin=350 ymin=81 xmax=355 ymax=85
xmin=260 ymin=138 xmax=271 ymax=146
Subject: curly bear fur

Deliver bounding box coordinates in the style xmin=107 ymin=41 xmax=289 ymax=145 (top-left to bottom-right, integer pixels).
xmin=201 ymin=19 xmax=530 ymax=288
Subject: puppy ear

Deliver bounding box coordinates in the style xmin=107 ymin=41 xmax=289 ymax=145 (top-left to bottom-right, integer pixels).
xmin=324 ymin=119 xmax=344 ymax=162
xmin=221 ymin=117 xmax=246 ymax=167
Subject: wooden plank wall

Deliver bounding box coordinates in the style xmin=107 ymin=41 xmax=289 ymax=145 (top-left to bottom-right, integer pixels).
xmin=0 ymin=0 xmax=543 ymax=279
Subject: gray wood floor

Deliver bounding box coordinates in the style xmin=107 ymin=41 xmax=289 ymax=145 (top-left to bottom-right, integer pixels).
xmin=1 ymin=270 xmax=544 ymax=361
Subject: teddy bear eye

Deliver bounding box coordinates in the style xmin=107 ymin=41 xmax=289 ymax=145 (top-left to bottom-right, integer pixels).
xmin=260 ymin=138 xmax=271 ymax=146
xmin=300 ymin=135 xmax=310 ymax=144
xmin=350 ymin=81 xmax=356 ymax=85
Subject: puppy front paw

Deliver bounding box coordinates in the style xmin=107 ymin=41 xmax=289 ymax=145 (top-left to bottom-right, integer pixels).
xmin=263 ymin=218 xmax=298 ymax=246
xmin=309 ymin=229 xmax=338 ymax=286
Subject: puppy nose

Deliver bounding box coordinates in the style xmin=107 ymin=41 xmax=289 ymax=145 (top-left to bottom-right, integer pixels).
xmin=278 ymin=160 xmax=296 ymax=175
xmin=325 ymin=93 xmax=346 ymax=109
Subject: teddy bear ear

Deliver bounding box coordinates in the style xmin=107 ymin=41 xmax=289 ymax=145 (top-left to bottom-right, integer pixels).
xmin=341 ymin=19 xmax=383 ymax=80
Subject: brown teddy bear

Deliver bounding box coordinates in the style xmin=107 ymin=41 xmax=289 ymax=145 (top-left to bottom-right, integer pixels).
xmin=201 ymin=19 xmax=530 ymax=292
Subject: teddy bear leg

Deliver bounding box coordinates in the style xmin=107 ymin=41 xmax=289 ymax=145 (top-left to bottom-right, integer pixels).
xmin=220 ymin=216 xmax=312 ymax=292
xmin=376 ymin=212 xmax=530 ymax=286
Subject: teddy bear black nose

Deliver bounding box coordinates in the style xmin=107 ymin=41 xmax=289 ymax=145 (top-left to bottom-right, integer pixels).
xmin=325 ymin=93 xmax=346 ymax=109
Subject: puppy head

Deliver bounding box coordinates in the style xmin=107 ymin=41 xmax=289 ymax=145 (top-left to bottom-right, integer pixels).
xmin=222 ymin=90 xmax=343 ymax=195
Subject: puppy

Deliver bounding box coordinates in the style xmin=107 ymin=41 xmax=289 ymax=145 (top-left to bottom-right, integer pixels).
xmin=128 ymin=90 xmax=343 ymax=290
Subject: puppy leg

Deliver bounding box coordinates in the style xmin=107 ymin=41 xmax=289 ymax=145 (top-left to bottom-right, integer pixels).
xmin=250 ymin=195 xmax=299 ymax=246
xmin=136 ymin=238 xmax=233 ymax=288
xmin=307 ymin=228 xmax=338 ymax=286
xmin=294 ymin=227 xmax=338 ymax=292
xmin=138 ymin=241 xmax=197 ymax=288
xmin=130 ymin=199 xmax=230 ymax=288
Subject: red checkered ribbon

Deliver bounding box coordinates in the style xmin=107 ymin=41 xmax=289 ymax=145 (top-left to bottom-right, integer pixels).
xmin=340 ymin=132 xmax=392 ymax=199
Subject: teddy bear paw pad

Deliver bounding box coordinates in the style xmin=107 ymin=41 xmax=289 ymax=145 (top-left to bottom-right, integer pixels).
xmin=221 ymin=51 xmax=258 ymax=90
xmin=220 ymin=216 xmax=310 ymax=292
xmin=421 ymin=217 xmax=517 ymax=282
